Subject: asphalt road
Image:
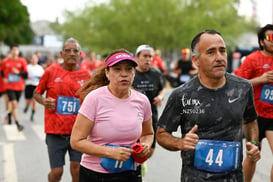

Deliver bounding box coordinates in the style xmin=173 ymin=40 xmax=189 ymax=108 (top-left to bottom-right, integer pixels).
xmin=0 ymin=88 xmax=271 ymax=182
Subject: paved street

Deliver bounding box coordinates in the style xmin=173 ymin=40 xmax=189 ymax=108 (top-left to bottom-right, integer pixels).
xmin=0 ymin=88 xmax=272 ymax=182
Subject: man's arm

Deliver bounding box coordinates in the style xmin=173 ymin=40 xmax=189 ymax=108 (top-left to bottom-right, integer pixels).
xmin=156 ymin=125 xmax=199 ymax=151
xmin=243 ymin=120 xmax=261 ymax=182
xmin=243 ymin=119 xmax=259 ymax=142
xmin=242 ymin=119 xmax=260 ymax=162
xmin=249 ymin=70 xmax=273 ymax=87
xmin=33 ymin=90 xmax=56 ymax=110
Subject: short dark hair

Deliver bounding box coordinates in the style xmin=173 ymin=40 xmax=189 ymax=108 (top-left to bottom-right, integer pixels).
xmin=191 ymin=30 xmax=222 ymax=57
xmin=9 ymin=45 xmax=19 ymax=50
xmin=258 ymin=24 xmax=273 ymax=50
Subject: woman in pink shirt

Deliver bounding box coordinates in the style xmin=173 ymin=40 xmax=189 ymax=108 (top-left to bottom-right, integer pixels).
xmin=71 ymin=49 xmax=154 ymax=182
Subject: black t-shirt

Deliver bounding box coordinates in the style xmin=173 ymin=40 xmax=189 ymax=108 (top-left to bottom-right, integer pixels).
xmin=177 ymin=59 xmax=195 ymax=75
xmin=158 ymin=73 xmax=257 ymax=181
xmin=132 ymin=67 xmax=164 ymax=123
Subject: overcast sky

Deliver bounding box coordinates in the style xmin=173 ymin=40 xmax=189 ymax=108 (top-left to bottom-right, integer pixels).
xmin=21 ymin=0 xmax=272 ymax=26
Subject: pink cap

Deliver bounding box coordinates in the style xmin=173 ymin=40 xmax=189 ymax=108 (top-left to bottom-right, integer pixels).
xmin=105 ymin=52 xmax=137 ymax=67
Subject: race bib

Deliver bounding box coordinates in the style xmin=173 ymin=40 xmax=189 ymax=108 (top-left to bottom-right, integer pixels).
xmin=56 ymin=96 xmax=80 ymax=115
xmin=8 ymin=74 xmax=20 ymax=83
xmin=179 ymin=74 xmax=191 ymax=83
xmin=194 ymin=140 xmax=241 ymax=173
xmin=31 ymin=76 xmax=40 ymax=84
xmin=260 ymin=84 xmax=273 ymax=104
xmin=100 ymin=144 xmax=137 ymax=173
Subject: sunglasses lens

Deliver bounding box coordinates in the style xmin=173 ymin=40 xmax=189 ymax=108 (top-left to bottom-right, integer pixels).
xmin=265 ymin=34 xmax=273 ymax=42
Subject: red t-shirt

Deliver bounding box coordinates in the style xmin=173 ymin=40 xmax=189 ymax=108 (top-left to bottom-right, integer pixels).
xmin=80 ymin=59 xmax=103 ymax=73
xmin=1 ymin=57 xmax=28 ymax=91
xmin=151 ymin=55 xmax=165 ymax=71
xmin=0 ymin=64 xmax=6 ymax=93
xmin=35 ymin=64 xmax=91 ymax=134
xmin=235 ymin=50 xmax=273 ymax=119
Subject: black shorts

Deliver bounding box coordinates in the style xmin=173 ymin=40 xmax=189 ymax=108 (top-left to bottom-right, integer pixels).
xmin=0 ymin=91 xmax=6 ymax=97
xmin=181 ymin=166 xmax=243 ymax=182
xmin=46 ymin=134 xmax=82 ymax=168
xmin=6 ymin=90 xmax=22 ymax=101
xmin=79 ymin=165 xmax=141 ymax=182
xmin=257 ymin=116 xmax=273 ymax=142
xmin=24 ymin=85 xmax=36 ymax=99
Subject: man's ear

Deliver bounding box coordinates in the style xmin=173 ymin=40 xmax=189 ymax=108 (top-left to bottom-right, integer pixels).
xmin=259 ymin=39 xmax=265 ymax=49
xmin=192 ymin=55 xmax=199 ymax=67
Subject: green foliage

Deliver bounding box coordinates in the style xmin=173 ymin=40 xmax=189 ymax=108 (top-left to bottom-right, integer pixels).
xmin=0 ymin=0 xmax=34 ymax=46
xmin=54 ymin=0 xmax=258 ymax=54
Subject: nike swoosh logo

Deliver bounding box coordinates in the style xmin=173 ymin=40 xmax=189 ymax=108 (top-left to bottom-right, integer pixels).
xmin=228 ymin=97 xmax=239 ymax=103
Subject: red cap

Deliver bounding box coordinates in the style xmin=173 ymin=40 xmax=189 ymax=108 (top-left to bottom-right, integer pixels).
xmin=181 ymin=48 xmax=190 ymax=54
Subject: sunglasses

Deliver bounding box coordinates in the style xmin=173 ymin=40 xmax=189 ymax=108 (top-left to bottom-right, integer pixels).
xmin=63 ymin=48 xmax=80 ymax=54
xmin=265 ymin=34 xmax=273 ymax=42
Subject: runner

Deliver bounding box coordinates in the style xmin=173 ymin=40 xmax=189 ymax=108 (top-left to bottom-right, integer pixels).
xmin=1 ymin=45 xmax=28 ymax=131
xmin=70 ymin=49 xmax=154 ymax=182
xmin=156 ymin=30 xmax=260 ymax=181
xmin=34 ymin=38 xmax=91 ymax=182
xmin=23 ymin=53 xmax=44 ymax=121
xmin=235 ymin=24 xmax=273 ymax=182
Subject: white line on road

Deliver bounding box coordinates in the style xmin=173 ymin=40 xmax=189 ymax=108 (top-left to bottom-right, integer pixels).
xmin=4 ymin=143 xmax=17 ymax=182
xmin=3 ymin=125 xmax=25 ymax=141
xmin=31 ymin=124 xmax=45 ymax=140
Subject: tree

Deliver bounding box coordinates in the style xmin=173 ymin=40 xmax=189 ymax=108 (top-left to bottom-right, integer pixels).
xmin=0 ymin=0 xmax=34 ymax=46
xmin=53 ymin=0 xmax=258 ymax=54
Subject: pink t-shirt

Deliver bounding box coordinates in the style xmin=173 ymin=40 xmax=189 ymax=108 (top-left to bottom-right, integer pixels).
xmin=79 ymin=86 xmax=152 ymax=173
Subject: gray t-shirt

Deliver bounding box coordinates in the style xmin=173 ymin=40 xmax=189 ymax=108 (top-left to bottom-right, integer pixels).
xmin=158 ymin=73 xmax=257 ymax=181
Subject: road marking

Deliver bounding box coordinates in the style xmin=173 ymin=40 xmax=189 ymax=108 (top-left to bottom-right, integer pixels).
xmin=31 ymin=124 xmax=45 ymax=140
xmin=4 ymin=143 xmax=18 ymax=182
xmin=3 ymin=125 xmax=25 ymax=141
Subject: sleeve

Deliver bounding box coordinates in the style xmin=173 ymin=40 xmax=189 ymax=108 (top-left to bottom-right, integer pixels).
xmin=158 ymin=57 xmax=165 ymax=71
xmin=158 ymin=89 xmax=182 ymax=132
xmin=243 ymin=83 xmax=258 ymax=122
xmin=35 ymin=69 xmax=49 ymax=95
xmin=20 ymin=59 xmax=28 ymax=79
xmin=78 ymin=92 xmax=96 ymax=122
xmin=234 ymin=57 xmax=254 ymax=79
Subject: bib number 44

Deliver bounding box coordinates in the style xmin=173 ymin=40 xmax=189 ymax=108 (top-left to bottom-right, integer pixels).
xmin=194 ymin=140 xmax=241 ymax=173
xmin=205 ymin=149 xmax=223 ymax=166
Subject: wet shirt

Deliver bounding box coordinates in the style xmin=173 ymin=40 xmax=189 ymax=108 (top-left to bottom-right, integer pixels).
xmin=158 ymin=73 xmax=257 ymax=181
xmin=132 ymin=67 xmax=164 ymax=122
xmin=1 ymin=57 xmax=28 ymax=91
xmin=235 ymin=50 xmax=273 ymax=119
xmin=35 ymin=64 xmax=91 ymax=134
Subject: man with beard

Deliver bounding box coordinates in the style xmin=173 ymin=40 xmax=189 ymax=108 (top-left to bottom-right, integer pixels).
xmin=235 ymin=24 xmax=273 ymax=182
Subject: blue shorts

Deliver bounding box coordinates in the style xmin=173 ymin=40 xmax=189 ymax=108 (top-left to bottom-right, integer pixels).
xmin=46 ymin=134 xmax=82 ymax=168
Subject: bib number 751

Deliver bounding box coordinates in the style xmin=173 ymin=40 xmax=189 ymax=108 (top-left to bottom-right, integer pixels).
xmin=56 ymin=96 xmax=80 ymax=115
